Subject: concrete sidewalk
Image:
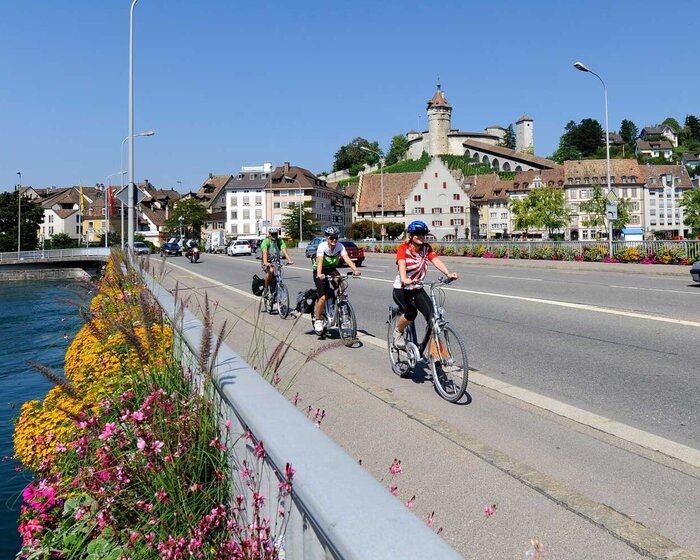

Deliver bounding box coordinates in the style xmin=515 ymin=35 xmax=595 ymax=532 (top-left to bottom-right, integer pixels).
xmin=157 ymin=264 xmax=698 ymax=560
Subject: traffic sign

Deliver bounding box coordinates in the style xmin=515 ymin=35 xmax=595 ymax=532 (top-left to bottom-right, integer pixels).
xmin=606 ymin=191 xmax=618 ymax=204
xmin=114 ymin=185 xmax=147 ymax=206
xmin=606 ymin=204 xmax=618 ymax=220
xmin=262 ymin=220 xmax=271 ymax=226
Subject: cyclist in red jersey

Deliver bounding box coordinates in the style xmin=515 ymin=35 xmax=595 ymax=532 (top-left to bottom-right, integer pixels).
xmin=392 ymin=221 xmax=458 ymax=349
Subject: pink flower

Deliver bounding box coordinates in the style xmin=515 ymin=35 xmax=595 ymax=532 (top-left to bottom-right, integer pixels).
xmin=155 ymin=489 xmax=167 ymax=500
xmin=98 ymin=422 xmax=117 ymax=441
xmin=224 ymin=420 xmax=231 ymax=431
xmin=484 ymin=504 xmax=497 ymax=517
xmin=131 ymin=410 xmax=145 ymax=422
xmin=253 ymin=440 xmax=266 ymax=459
xmin=151 ymin=441 xmax=164 ymax=453
xmin=389 ymin=458 xmax=403 ymax=475
xmin=389 ymin=484 xmax=399 ymax=496
xmin=406 ymin=495 xmax=415 ymax=510
xmin=427 ymin=511 xmax=435 ymax=528
xmin=136 ymin=438 xmax=146 ymax=451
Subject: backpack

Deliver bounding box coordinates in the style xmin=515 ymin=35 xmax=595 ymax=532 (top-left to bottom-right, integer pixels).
xmin=251 ymin=274 xmax=265 ymax=297
xmin=295 ymin=289 xmax=317 ymax=314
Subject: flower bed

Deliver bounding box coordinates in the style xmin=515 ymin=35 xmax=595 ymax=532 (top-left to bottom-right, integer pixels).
xmin=13 ymin=253 xmax=291 ymax=558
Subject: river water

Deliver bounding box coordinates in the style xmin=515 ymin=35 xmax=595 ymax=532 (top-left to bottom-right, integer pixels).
xmin=0 ymin=280 xmax=91 ymax=558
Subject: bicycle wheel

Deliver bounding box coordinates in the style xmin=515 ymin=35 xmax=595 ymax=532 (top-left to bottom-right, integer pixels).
xmin=386 ymin=311 xmax=411 ymax=378
xmin=430 ymin=325 xmax=469 ymax=403
xmin=276 ymin=283 xmax=290 ymax=318
xmin=338 ymin=302 xmax=357 ymax=346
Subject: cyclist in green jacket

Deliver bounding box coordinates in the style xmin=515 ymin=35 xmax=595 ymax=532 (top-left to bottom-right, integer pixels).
xmin=261 ymin=228 xmax=294 ymax=294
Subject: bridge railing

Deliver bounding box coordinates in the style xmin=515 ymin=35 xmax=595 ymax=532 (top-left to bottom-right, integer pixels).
xmin=142 ymin=270 xmax=462 ymax=560
xmin=0 ymin=247 xmax=111 ymax=264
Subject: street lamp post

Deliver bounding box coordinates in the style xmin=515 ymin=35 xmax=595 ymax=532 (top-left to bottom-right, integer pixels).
xmin=16 ymin=171 xmax=21 ymax=257
xmin=120 ymin=131 xmax=154 ymax=248
xmin=359 ymin=147 xmax=385 ymax=252
xmin=574 ymin=61 xmax=613 ymax=257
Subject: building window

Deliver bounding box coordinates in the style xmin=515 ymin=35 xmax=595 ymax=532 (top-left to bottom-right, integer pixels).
xmin=243 ymin=196 xmax=250 ymax=206
xmin=450 ymin=219 xmax=464 ymax=226
xmin=451 ymin=206 xmax=463 ymax=213
xmin=432 ymin=220 xmax=442 ymax=226
xmin=432 ymin=207 xmax=442 ymax=214
xmin=255 ymin=196 xmax=262 ymax=205
xmin=443 ymin=181 xmax=447 ymax=189
xmin=413 ymin=207 xmax=424 ymax=214
xmin=414 ymin=195 xmax=421 ymax=202
xmin=501 ymin=212 xmax=508 ymax=219
xmin=48 ymin=215 xmax=54 ymax=223
xmin=243 ymin=210 xmax=250 ymax=220
xmin=230 ymin=210 xmax=237 ymax=219
xmin=273 ymin=202 xmax=280 ymax=209
xmin=434 ymin=173 xmax=438 ymax=178
xmin=424 ymin=182 xmax=428 ymax=190
xmin=490 ymin=212 xmax=496 ymax=219
xmin=453 ymin=193 xmax=460 ymax=200
xmin=255 ymin=209 xmax=262 ymax=219
xmin=48 ymin=226 xmax=54 ymax=234
xmin=631 ymin=215 xmax=640 ymax=224
xmin=281 ymin=190 xmax=289 ymax=197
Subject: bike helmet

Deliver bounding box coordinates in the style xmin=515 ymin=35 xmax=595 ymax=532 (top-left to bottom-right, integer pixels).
xmin=324 ymin=226 xmax=340 ymax=237
xmin=407 ymin=220 xmax=430 ymax=235
xmin=268 ymin=227 xmax=280 ymax=234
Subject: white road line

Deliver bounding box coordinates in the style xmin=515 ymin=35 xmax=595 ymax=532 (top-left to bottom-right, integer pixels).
xmin=488 ymin=275 xmax=543 ymax=281
xmin=609 ymin=285 xmax=698 ymax=295
xmin=163 ymin=260 xmax=700 ymax=468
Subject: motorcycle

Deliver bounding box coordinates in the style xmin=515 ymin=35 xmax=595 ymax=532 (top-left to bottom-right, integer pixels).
xmin=186 ymin=245 xmax=200 ymax=263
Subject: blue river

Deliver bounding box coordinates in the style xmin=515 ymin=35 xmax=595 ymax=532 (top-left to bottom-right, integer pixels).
xmin=0 ymin=280 xmax=91 ymax=559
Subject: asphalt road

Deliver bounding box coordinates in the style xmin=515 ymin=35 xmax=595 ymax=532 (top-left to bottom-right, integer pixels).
xmin=168 ymin=250 xmax=700 ymax=450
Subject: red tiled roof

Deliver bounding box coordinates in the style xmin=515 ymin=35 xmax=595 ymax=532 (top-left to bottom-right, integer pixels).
xmin=357 ymin=172 xmax=422 ymax=213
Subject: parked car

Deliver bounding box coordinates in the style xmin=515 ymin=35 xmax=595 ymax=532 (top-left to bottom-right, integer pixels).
xmin=691 ymin=261 xmax=700 ymax=283
xmin=361 ymin=237 xmax=377 ymax=242
xmin=227 ymin=240 xmax=252 ymax=256
xmin=305 ymin=237 xmax=325 ymax=259
xmin=159 ymin=242 xmax=182 ymax=257
xmin=338 ymin=240 xmax=364 ymax=267
xmin=127 ymin=241 xmax=150 ymax=255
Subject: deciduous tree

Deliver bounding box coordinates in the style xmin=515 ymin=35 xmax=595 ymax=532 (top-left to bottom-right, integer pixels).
xmin=332 ymin=138 xmax=382 ymax=174
xmin=280 ymin=202 xmax=318 ymax=241
xmin=385 ymin=135 xmax=409 ymax=166
xmin=680 ymin=187 xmax=700 ymax=236
xmin=164 ymin=198 xmax=209 ymax=239
xmin=0 ymin=191 xmax=44 ymax=252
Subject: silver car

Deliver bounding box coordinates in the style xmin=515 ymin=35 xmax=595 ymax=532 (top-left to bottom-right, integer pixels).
xmin=691 ymin=260 xmax=700 ymax=283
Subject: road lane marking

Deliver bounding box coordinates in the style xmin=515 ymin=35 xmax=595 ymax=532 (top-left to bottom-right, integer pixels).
xmin=488 ymin=275 xmax=543 ymax=281
xmin=609 ymin=285 xmax=698 ymax=295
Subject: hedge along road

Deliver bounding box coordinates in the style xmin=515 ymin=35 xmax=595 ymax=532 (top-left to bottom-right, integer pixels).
xmin=163 ymin=250 xmax=700 ymax=449
xmin=156 ymin=252 xmax=700 ymax=559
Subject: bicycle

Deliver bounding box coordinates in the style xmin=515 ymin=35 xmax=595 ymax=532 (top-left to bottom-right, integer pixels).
xmin=315 ymin=271 xmax=359 ymax=346
xmin=386 ymin=278 xmax=469 ymax=403
xmin=261 ymin=257 xmax=290 ymax=318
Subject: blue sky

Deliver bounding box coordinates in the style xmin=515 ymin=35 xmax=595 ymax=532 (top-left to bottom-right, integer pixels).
xmin=2 ymin=0 xmax=698 ymax=193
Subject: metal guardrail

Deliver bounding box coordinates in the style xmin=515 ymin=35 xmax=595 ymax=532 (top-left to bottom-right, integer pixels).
xmin=0 ymin=247 xmax=111 ymax=264
xmin=142 ymin=271 xmax=461 ymax=560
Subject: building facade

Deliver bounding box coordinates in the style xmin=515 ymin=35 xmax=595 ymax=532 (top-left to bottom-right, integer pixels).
xmin=226 ymin=164 xmax=272 ymax=236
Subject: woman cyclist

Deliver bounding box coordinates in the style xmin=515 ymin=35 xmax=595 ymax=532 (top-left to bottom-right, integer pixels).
xmin=313 ymin=226 xmax=361 ymax=334
xmin=392 ymin=221 xmax=457 ymax=349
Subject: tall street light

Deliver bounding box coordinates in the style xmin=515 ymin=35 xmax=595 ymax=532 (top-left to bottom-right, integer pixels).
xmin=121 ymin=130 xmax=154 ymax=247
xmin=16 ymin=171 xmax=21 ymax=257
xmin=105 ymin=171 xmax=127 ymax=248
xmin=127 ymin=0 xmax=142 ymax=251
xmin=574 ymin=61 xmax=613 ymax=257
xmin=359 ymin=147 xmax=385 ymax=252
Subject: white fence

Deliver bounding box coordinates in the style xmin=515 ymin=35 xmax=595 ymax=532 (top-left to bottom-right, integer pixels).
xmin=0 ymin=247 xmax=111 ymax=264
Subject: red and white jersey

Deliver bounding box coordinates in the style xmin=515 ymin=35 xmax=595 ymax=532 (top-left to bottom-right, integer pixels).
xmin=393 ymin=242 xmax=437 ymax=290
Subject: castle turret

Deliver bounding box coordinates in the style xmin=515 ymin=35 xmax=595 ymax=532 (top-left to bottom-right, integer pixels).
xmin=427 ymin=82 xmax=452 ymax=155
xmin=516 ymin=115 xmax=534 ymax=153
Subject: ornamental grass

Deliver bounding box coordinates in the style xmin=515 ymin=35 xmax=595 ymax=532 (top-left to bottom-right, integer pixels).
xmin=13 ymin=252 xmax=292 ymax=559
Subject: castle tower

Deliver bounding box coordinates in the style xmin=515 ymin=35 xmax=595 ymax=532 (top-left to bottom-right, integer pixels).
xmin=427 ymin=81 xmax=452 ymax=155
xmin=516 ymin=115 xmax=534 ymax=153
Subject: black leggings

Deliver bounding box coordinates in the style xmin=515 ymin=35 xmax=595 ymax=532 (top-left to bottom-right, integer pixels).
xmin=313 ymin=269 xmax=339 ymax=299
xmin=392 ymin=288 xmax=432 ymax=323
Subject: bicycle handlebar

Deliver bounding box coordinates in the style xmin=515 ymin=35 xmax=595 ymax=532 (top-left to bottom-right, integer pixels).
xmin=402 ymin=277 xmax=454 ymax=288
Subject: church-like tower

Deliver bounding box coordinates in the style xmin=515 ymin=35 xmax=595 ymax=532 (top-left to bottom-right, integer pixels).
xmin=516 ymin=115 xmax=534 ymax=153
xmin=427 ymin=82 xmax=452 ymax=155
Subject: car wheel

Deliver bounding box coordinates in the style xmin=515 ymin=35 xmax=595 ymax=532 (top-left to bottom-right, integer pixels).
xmin=356 ymin=259 xmax=364 ymax=267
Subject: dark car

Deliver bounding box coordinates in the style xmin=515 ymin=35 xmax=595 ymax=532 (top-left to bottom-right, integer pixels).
xmin=160 ymin=242 xmax=182 ymax=257
xmin=305 ymin=237 xmax=325 ymax=259
xmin=339 ymin=240 xmax=364 ymax=267
xmin=691 ymin=260 xmax=700 ymax=283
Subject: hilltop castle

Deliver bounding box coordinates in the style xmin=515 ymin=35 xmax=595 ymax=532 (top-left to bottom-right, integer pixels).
xmin=405 ymin=83 xmax=534 ymax=160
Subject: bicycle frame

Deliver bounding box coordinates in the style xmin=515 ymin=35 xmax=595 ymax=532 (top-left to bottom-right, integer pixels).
xmin=398 ymin=279 xmax=449 ymax=358
xmin=323 ymin=273 xmax=352 ymax=329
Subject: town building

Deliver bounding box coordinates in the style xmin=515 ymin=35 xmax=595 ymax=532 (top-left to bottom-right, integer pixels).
xmin=642 ymin=164 xmax=693 ymax=238
xmin=640 ymin=125 xmax=678 ymax=147
xmin=635 ymin=139 xmax=674 ymax=161
xmin=225 ymin=164 xmax=271 ymax=236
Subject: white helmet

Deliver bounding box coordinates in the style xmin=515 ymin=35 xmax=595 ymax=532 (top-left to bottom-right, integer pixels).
xmin=268 ymin=227 xmax=280 ymax=234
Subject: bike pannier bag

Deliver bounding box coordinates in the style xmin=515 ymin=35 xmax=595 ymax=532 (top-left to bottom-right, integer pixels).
xmin=251 ymin=274 xmax=265 ymax=297
xmin=295 ymin=289 xmax=317 ymax=314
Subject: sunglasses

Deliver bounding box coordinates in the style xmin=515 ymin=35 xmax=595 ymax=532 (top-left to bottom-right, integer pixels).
xmin=328 ymin=236 xmax=339 ymax=241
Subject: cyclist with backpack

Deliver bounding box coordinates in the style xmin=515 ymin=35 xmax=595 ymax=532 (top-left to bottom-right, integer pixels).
xmin=261 ymin=228 xmax=294 ymax=295
xmin=312 ymin=226 xmax=361 ymax=334
xmin=391 ymin=221 xmax=457 ymax=349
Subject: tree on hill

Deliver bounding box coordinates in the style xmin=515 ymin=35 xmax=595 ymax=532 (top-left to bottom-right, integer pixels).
xmin=560 ymin=118 xmax=605 ymax=157
xmin=332 ymin=137 xmax=382 ymax=175
xmin=385 ymin=135 xmax=409 ymax=166
xmin=662 ymin=117 xmax=682 ymax=132
xmin=164 ymin=198 xmax=209 ymax=239
xmin=0 ymin=191 xmax=44 ymax=252
xmin=619 ymin=119 xmax=639 ymax=145
xmin=498 ymin=124 xmax=516 ymax=149
xmin=685 ymin=115 xmax=700 ymax=142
